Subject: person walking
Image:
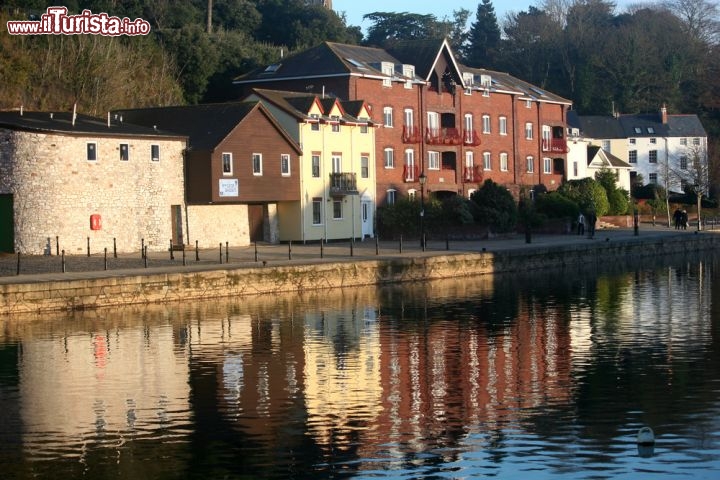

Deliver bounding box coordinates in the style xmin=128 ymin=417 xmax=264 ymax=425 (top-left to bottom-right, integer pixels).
xmin=587 ymin=210 xmax=597 ymax=239
xmin=673 ymin=208 xmax=682 ymax=230
xmin=577 ymin=212 xmax=585 ymax=236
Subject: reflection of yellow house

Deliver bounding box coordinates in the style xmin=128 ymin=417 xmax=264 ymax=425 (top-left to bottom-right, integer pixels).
xmin=302 ymin=309 xmax=383 ymax=450
xmin=246 ymin=89 xmax=376 ymax=242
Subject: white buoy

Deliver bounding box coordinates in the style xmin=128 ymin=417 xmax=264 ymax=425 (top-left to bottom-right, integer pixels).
xmin=637 ymin=427 xmax=655 ymax=445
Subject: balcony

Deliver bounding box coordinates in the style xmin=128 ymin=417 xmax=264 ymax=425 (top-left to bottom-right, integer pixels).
xmin=402 ymin=125 xmax=422 ymax=143
xmin=463 ymin=129 xmax=481 ymax=146
xmin=463 ymin=165 xmax=483 ymax=182
xmin=329 ymin=172 xmax=358 ymax=195
xmin=426 ymin=127 xmax=462 ymax=146
xmin=403 ymin=164 xmax=419 ymax=182
xmin=542 ymin=137 xmax=569 ymax=153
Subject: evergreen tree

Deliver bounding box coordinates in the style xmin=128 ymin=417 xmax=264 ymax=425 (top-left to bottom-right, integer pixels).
xmin=463 ymin=0 xmax=501 ymax=68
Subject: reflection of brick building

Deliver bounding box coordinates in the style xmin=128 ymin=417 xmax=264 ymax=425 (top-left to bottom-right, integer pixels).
xmin=374 ymin=301 xmax=574 ymax=453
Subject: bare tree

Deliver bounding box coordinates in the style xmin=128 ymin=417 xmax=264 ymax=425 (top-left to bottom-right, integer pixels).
xmin=661 ymin=0 xmax=720 ymax=45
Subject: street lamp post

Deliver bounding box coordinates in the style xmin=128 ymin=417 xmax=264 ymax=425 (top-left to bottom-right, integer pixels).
xmin=695 ymin=184 xmax=702 ymax=231
xmin=419 ymin=172 xmax=427 ymax=251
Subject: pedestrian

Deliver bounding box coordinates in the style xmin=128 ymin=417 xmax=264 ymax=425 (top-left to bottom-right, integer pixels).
xmin=673 ymin=208 xmax=682 ymax=230
xmin=681 ymin=209 xmax=688 ymax=230
xmin=587 ymin=210 xmax=597 ymax=238
xmin=577 ymin=212 xmax=585 ymax=236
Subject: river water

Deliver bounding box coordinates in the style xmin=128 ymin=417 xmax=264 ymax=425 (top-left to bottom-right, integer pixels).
xmin=1 ymin=252 xmax=719 ymax=479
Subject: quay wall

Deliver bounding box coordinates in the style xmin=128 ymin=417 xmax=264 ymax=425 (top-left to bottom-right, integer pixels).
xmin=2 ymin=235 xmax=718 ymax=315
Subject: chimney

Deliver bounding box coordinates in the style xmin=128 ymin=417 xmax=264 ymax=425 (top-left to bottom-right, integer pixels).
xmin=661 ymin=104 xmax=668 ymax=124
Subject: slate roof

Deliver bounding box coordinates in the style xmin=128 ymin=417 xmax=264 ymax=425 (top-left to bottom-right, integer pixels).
xmin=236 ymin=40 xmax=571 ymax=105
xmin=113 ymin=102 xmax=299 ymax=152
xmin=250 ymin=88 xmax=373 ymax=124
xmin=568 ymin=110 xmax=706 ymax=140
xmin=0 ymin=110 xmax=185 ymax=139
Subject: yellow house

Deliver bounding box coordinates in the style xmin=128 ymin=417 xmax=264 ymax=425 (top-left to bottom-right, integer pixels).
xmin=246 ymin=89 xmax=376 ymax=242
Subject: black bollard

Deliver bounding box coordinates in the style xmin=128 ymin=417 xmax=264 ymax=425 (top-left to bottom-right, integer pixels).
xmin=422 ymin=233 xmax=426 ymax=252
xmin=320 ymin=239 xmax=324 ymax=259
xmin=254 ymin=241 xmax=258 ymax=262
xmin=16 ymin=252 xmax=20 ymax=275
xmin=170 ymin=240 xmax=175 ymax=260
xmin=226 ymin=242 xmax=229 ymax=263
xmin=288 ymin=240 xmax=292 ymax=260
xmin=87 ymin=237 xmax=90 ymax=257
xmin=399 ymin=234 xmax=403 ymax=253
xmin=62 ymin=250 xmax=66 ymax=273
xmin=56 ymin=236 xmax=59 ymax=256
xmin=144 ymin=246 xmax=148 ymax=268
xmin=141 ymin=238 xmax=145 ymax=259
xmin=219 ymin=243 xmax=223 ymax=264
xmin=113 ymin=237 xmax=117 ymax=258
xmin=446 ymin=235 xmax=450 ymax=250
xmin=350 ymin=238 xmax=354 ymax=257
xmin=375 ymin=235 xmax=379 ymax=255
xmin=104 ymin=248 xmax=108 ymax=270
xmin=182 ymin=246 xmax=186 ymax=266
xmin=195 ymin=240 xmax=199 ymax=261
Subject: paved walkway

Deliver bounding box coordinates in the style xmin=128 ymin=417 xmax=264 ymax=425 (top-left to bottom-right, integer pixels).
xmin=0 ymin=224 xmax=713 ymax=285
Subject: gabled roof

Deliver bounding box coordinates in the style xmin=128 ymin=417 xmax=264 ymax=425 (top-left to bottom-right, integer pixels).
xmin=113 ymin=102 xmax=300 ymax=152
xmin=587 ymin=145 xmax=632 ymax=169
xmin=460 ymin=65 xmax=572 ymax=104
xmin=569 ymin=110 xmax=707 ymax=139
xmin=385 ymin=38 xmax=452 ymax=82
xmin=249 ymin=88 xmax=374 ymax=125
xmin=617 ymin=114 xmax=670 ymax=137
xmin=666 ymin=115 xmax=706 ymax=137
xmin=0 ymin=110 xmax=185 ymax=139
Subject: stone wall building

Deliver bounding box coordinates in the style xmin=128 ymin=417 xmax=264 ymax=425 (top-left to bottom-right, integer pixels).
xmin=0 ymin=110 xmax=186 ymax=254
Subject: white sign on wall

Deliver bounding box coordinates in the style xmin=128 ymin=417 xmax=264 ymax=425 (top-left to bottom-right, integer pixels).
xmin=219 ymin=179 xmax=239 ymax=197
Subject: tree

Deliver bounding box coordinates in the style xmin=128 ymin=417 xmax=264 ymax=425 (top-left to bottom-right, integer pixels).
xmin=595 ymin=168 xmax=629 ymax=215
xmin=557 ymin=178 xmax=609 ymax=216
xmin=363 ymin=12 xmax=444 ymax=46
xmin=464 ymin=0 xmax=501 ymax=68
xmin=470 ymin=179 xmax=518 ymax=232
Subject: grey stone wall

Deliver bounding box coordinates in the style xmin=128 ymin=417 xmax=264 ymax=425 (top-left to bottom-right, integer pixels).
xmin=0 ymin=129 xmax=185 ymax=254
xmin=186 ymin=204 xmax=250 ymax=248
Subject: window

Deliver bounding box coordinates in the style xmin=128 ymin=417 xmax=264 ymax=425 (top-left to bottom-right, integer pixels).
xmin=647 ymin=127 xmax=655 ymax=134
xmin=499 ymin=116 xmax=507 ymax=135
xmin=252 ymin=153 xmax=262 ymax=175
xmin=310 ymin=114 xmax=320 ymax=131
xmin=483 ymin=152 xmax=491 ymax=170
xmin=404 ymin=149 xmax=415 ymax=180
xmin=428 ymin=151 xmax=440 ymax=170
xmin=650 ymin=137 xmax=657 ymax=144
xmin=331 ymin=122 xmax=340 ymax=133
xmin=312 ymin=154 xmax=320 ymax=177
xmin=403 ymin=64 xmax=414 ymax=89
xmin=333 ymin=199 xmax=343 ymax=219
xmin=312 ymin=198 xmax=322 ymax=225
xmin=500 ymin=152 xmax=508 ymax=171
xmin=468 ymin=188 xmax=476 ymax=198
xmin=629 ymin=138 xmax=636 ymax=145
xmin=573 ymin=161 xmax=578 ymax=177
xmin=465 ymin=151 xmax=474 ymax=170
xmin=427 ymin=111 xmax=439 ymax=132
xmin=280 ymin=154 xmax=290 ymax=176
xmin=464 ymin=113 xmax=473 ymax=134
xmin=693 ymin=137 xmax=700 ymax=145
xmin=482 ymin=115 xmax=491 ymax=134
xmin=680 ymin=155 xmax=688 ymax=170
xmin=331 ymin=154 xmax=342 ymax=173
xmin=119 ymin=143 xmax=129 ymax=161
xmin=525 ymin=122 xmax=533 ymax=140
xmin=151 ymin=144 xmax=160 ymax=162
xmin=381 ymin=62 xmax=393 ymax=87
xmin=525 ymin=99 xmax=532 ymax=108
xmin=628 ymin=150 xmax=637 ymax=163
xmin=87 ymin=142 xmax=97 ymax=161
xmin=526 ymin=156 xmax=534 ymax=173
xmin=404 ymin=108 xmax=414 ymax=131
xmin=407 ymin=189 xmax=417 ymax=201
xmin=649 ymin=173 xmax=658 ymax=184
xmin=383 ymin=107 xmax=393 ymax=127
xmin=649 ymin=150 xmax=657 ymax=163
xmin=360 ymin=124 xmax=368 ymax=134
xmin=602 ymin=140 xmax=611 ymax=152
xmin=384 ymin=148 xmax=394 ymax=168
xmin=387 ymin=189 xmax=396 ymax=206
xmin=542 ymin=125 xmax=551 ymax=150
xmin=680 ymin=138 xmax=688 ymax=146
xmin=543 ymin=157 xmax=552 ymax=174
xmin=222 ymin=152 xmax=233 ymax=175
xmin=360 ymin=155 xmax=369 ymax=178
xmin=634 ymin=127 xmax=642 ymax=134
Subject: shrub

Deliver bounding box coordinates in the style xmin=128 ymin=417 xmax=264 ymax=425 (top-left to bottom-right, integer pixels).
xmin=558 ymin=178 xmax=609 ymax=216
xmin=470 ymin=179 xmax=517 ymax=232
xmin=607 ymin=188 xmax=630 ymax=215
xmin=535 ymin=191 xmax=579 ymax=219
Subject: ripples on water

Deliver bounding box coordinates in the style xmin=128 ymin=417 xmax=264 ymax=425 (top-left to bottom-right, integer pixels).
xmin=1 ymin=253 xmax=719 ymax=479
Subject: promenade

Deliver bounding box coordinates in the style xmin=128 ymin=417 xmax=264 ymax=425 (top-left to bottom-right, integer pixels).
xmin=0 ymin=224 xmax=713 ymax=285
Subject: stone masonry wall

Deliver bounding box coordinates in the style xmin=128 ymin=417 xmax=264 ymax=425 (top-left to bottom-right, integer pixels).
xmin=186 ymin=204 xmax=250 ymax=249
xmin=0 ymin=129 xmax=185 ymax=254
xmin=2 ymin=234 xmax=718 ymax=315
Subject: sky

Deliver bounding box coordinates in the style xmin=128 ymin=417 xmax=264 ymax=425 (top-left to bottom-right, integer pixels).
xmin=332 ymin=0 xmax=646 ymax=31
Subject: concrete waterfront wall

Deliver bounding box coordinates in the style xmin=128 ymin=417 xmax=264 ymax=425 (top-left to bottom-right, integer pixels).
xmin=2 ymin=234 xmax=718 ymax=315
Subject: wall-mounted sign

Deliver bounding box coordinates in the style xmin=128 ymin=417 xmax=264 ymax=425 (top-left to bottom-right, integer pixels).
xmin=219 ymin=179 xmax=239 ymax=197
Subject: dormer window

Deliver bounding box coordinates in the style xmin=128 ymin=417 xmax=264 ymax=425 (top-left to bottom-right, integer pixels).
xmin=463 ymin=72 xmax=474 ymax=95
xmin=381 ymin=62 xmax=394 ymax=87
xmin=402 ymin=64 xmax=415 ymax=89
xmin=647 ymin=127 xmax=655 ymax=134
xmin=634 ymin=127 xmax=642 ymax=134
xmin=480 ymin=74 xmax=492 ymax=88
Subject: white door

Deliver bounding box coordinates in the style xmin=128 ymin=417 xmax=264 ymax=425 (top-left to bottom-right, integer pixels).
xmin=361 ymin=200 xmax=374 ymax=238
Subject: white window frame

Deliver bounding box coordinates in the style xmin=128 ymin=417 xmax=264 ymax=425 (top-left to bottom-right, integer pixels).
xmin=407 ymin=189 xmax=417 ymax=200
xmin=649 ymin=173 xmax=658 ymax=184
xmin=525 ymin=122 xmax=533 ymax=140
xmin=387 ymin=189 xmax=397 ymax=206
xmin=361 ymin=155 xmax=369 ymax=178
xmin=680 ymin=155 xmax=688 ymax=170
xmin=500 ymin=152 xmax=508 ymax=172
xmin=649 ymin=150 xmax=658 ymax=163
xmin=629 ymin=150 xmax=637 ymax=163
xmin=331 ymin=154 xmax=342 ymax=174
xmin=404 ymin=149 xmax=415 ymax=181
xmin=222 ymin=152 xmax=233 ymax=175
xmin=312 ymin=154 xmax=320 ymax=177
xmin=383 ymin=106 xmax=393 ymax=127
xmin=526 ymin=155 xmax=534 ymax=173
xmin=428 ymin=151 xmax=440 ymax=170
xmin=384 ymin=148 xmax=394 ymax=168
xmin=483 ymin=152 xmax=491 ymax=170
xmin=252 ymin=153 xmax=263 ymax=176
xmin=499 ymin=116 xmax=507 ymax=135
xmin=280 ymin=154 xmax=291 ymax=176
xmin=381 ymin=62 xmax=394 ymax=87
xmin=543 ymin=157 xmax=552 ymax=174
xmin=482 ymin=114 xmax=491 ymax=134
xmin=427 ymin=111 xmax=439 ymax=131
xmin=404 ymin=108 xmax=414 ymax=129
xmin=332 ymin=199 xmax=343 ymax=220
xmin=312 ymin=198 xmax=323 ymax=225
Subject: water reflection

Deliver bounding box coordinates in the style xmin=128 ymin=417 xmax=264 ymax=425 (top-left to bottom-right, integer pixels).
xmin=0 ymin=253 xmax=719 ymax=479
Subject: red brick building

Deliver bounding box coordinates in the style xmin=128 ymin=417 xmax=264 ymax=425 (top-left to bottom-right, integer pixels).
xmin=235 ymin=39 xmax=571 ymax=206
